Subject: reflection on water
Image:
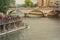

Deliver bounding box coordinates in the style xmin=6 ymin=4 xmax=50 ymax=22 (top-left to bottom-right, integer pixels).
xmin=0 ymin=28 xmax=28 ymax=40
xmin=0 ymin=18 xmax=60 ymax=40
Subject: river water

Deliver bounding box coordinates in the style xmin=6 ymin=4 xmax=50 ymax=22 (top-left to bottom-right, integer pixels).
xmin=0 ymin=18 xmax=60 ymax=40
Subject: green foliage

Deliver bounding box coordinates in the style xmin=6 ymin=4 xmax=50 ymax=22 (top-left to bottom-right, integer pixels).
xmin=25 ymin=0 xmax=37 ymax=7
xmin=0 ymin=0 xmax=10 ymax=14
xmin=10 ymin=0 xmax=15 ymax=5
xmin=0 ymin=0 xmax=15 ymax=14
xmin=25 ymin=0 xmax=33 ymax=7
xmin=33 ymin=4 xmax=38 ymax=7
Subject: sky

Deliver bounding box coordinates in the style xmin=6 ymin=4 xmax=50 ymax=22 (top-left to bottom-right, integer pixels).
xmin=16 ymin=0 xmax=37 ymax=4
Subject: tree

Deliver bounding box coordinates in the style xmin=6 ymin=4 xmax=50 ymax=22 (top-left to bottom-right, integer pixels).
xmin=25 ymin=0 xmax=33 ymax=7
xmin=10 ymin=0 xmax=15 ymax=6
xmin=0 ymin=0 xmax=10 ymax=14
xmin=33 ymin=4 xmax=38 ymax=7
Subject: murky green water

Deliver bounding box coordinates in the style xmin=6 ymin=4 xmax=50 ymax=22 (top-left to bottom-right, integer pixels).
xmin=0 ymin=18 xmax=60 ymax=40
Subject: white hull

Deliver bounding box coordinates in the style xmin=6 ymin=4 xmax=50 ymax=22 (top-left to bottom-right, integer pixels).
xmin=0 ymin=26 xmax=27 ymax=36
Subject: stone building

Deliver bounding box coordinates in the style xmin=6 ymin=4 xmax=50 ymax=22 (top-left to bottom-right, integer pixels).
xmin=37 ymin=0 xmax=60 ymax=6
xmin=37 ymin=0 xmax=60 ymax=17
xmin=37 ymin=0 xmax=50 ymax=6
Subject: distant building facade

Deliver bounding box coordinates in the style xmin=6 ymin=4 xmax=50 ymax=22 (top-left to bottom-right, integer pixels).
xmin=49 ymin=0 xmax=60 ymax=6
xmin=37 ymin=0 xmax=50 ymax=6
xmin=37 ymin=0 xmax=43 ymax=6
xmin=37 ymin=0 xmax=60 ymax=7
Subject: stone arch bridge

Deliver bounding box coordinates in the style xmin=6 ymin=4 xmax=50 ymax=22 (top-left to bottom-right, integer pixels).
xmin=8 ymin=7 xmax=60 ymax=17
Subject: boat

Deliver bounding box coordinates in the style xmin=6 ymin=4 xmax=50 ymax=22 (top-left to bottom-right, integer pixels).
xmin=0 ymin=14 xmax=28 ymax=36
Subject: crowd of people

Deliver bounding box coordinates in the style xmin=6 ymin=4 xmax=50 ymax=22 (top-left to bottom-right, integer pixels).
xmin=0 ymin=14 xmax=24 ymax=32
